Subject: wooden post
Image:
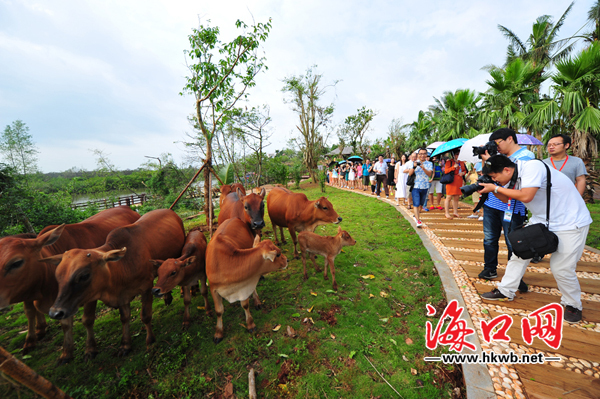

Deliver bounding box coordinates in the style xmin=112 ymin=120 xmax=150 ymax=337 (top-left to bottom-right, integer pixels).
xmin=0 ymin=346 xmax=71 ymax=399
xmin=169 ymin=160 xmax=209 ymax=210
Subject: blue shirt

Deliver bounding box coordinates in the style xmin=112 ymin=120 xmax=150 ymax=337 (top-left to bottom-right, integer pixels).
xmin=484 ymin=147 xmax=535 ymax=215
xmin=362 ymin=164 xmax=370 ymax=176
xmin=414 ymin=161 xmax=433 ymax=190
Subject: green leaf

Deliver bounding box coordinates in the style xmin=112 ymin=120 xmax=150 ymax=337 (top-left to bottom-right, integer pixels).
xmin=216 ymin=163 xmax=235 ymax=186
xmin=349 ymin=351 xmax=356 ymax=359
xmin=266 ymin=339 xmax=273 ymax=347
xmin=278 ymin=353 xmax=289 ymax=358
xmin=291 ymin=313 xmax=300 ymax=317
xmin=390 ymin=339 xmax=397 ymax=346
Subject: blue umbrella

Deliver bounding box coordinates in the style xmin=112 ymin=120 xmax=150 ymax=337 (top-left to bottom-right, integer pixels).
xmin=348 ymin=155 xmax=363 ymax=162
xmin=430 ymin=138 xmax=468 ymax=157
xmin=337 ymin=160 xmax=347 ymax=165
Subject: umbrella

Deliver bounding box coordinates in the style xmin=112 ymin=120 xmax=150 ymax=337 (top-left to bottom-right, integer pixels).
xmin=328 ymin=160 xmax=338 ymax=167
xmin=430 ymin=138 xmax=468 ymax=157
xmin=348 ymin=155 xmax=363 ymax=162
xmin=516 ymin=134 xmax=543 ymax=145
xmin=337 ymin=160 xmax=347 ymax=165
xmin=384 ymin=158 xmax=391 ymax=163
xmin=427 ymin=141 xmax=446 ymax=150
xmin=457 ymin=133 xmax=491 ymax=164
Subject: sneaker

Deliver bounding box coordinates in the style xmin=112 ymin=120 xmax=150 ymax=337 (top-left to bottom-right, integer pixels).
xmin=478 ymin=216 xmax=484 ymax=221
xmin=416 ymin=220 xmax=422 ymax=228
xmin=467 ymin=214 xmax=479 ymax=219
xmin=481 ymin=289 xmax=512 ymax=301
xmin=564 ymin=305 xmax=582 ymax=323
xmin=377 ymin=195 xmax=381 ymax=198
xmin=518 ymin=280 xmax=528 ymax=293
xmin=422 ymin=207 xmax=430 ymax=212
xmin=437 ymin=206 xmax=444 ymax=210
xmin=531 ymin=255 xmax=543 ymax=264
xmin=478 ymin=269 xmax=498 ymax=279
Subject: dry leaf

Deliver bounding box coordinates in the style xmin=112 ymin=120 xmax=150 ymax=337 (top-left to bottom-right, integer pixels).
xmin=369 ymin=293 xmax=375 ymax=298
xmin=310 ymin=291 xmax=318 ymax=296
xmin=330 ymin=334 xmax=336 ymax=340
xmin=278 ymin=384 xmax=288 ymax=391
xmin=402 ymin=355 xmax=409 ymax=361
xmin=405 ymin=337 xmax=413 ymax=345
xmin=287 ymin=326 xmax=296 ymax=337
xmin=197 ymin=306 xmax=205 ymax=310
xmin=411 ymin=368 xmax=418 ymax=375
xmin=272 ymin=324 xmax=281 ymax=332
xmin=380 ymin=291 xmax=388 ymax=298
xmin=224 ymin=382 xmax=234 ymax=398
xmin=308 ymin=317 xmax=314 ymax=324
xmin=308 ymin=305 xmax=314 ymax=313
xmin=361 ymin=274 xmax=375 ymax=279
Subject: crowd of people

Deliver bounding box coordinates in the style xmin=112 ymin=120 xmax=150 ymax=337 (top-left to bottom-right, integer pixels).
xmin=327 ymin=127 xmax=592 ymax=323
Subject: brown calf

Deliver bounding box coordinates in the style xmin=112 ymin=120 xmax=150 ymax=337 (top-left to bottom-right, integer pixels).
xmin=298 ymin=227 xmax=356 ymax=291
xmin=151 ymin=228 xmax=209 ymax=329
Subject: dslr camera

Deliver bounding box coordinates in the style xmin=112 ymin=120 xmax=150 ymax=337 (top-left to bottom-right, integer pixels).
xmin=472 ymin=141 xmax=498 ymax=158
xmin=460 ymin=175 xmax=495 ymax=197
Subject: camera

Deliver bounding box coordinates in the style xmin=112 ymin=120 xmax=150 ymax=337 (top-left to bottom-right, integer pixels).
xmin=472 ymin=141 xmax=498 ymax=158
xmin=460 ymin=175 xmax=495 ymax=197
xmin=415 ymin=161 xmax=421 ymax=166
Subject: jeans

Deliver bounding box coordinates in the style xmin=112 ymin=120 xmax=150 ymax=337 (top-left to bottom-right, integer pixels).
xmin=482 ymin=205 xmax=526 ymax=273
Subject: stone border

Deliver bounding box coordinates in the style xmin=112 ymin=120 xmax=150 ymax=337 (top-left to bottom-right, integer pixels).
xmin=334 ymin=187 xmax=496 ymax=398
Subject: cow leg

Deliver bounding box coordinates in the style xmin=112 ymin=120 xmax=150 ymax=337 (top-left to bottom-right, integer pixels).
xmin=252 ymin=290 xmax=262 ymax=310
xmin=22 ymin=301 xmax=39 ymax=354
xmin=279 ymin=226 xmax=287 ymax=244
xmin=82 ymin=300 xmax=98 ymax=361
xmin=301 ymin=249 xmax=308 ymax=281
xmin=241 ymin=298 xmax=256 ymax=333
xmin=328 ymin=256 xmax=338 ymax=291
xmin=57 ymin=317 xmax=74 ymax=365
xmin=287 ymin=226 xmax=299 ymax=259
xmin=117 ymin=303 xmax=132 ymax=357
xmin=271 ymin=221 xmax=280 ymax=245
xmin=323 ymin=258 xmax=329 ymax=280
xmin=200 ymin=274 xmax=211 ymax=316
xmin=141 ymin=290 xmax=155 ymax=348
xmin=35 ymin=308 xmax=47 ymax=340
xmin=211 ymin=289 xmax=225 ymax=344
xmin=312 ymin=253 xmax=321 ymax=273
xmin=182 ymin=286 xmax=191 ymax=329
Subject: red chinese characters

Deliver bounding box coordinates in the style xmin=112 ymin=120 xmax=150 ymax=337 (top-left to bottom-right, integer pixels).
xmin=426 ymin=300 xmax=476 ymax=352
xmin=521 ymin=303 xmax=563 ymax=350
xmin=481 ymin=314 xmax=513 ymax=343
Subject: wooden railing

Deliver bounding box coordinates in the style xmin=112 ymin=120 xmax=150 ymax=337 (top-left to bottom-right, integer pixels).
xmin=71 ymin=194 xmax=147 ymax=210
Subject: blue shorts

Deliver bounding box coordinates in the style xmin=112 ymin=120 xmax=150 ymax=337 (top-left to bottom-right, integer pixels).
xmin=412 ymin=188 xmax=428 ymax=208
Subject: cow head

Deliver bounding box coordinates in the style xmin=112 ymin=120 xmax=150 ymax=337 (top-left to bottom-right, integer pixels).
xmin=44 ymin=247 xmax=127 ymax=320
xmin=151 ymin=256 xmax=197 ymax=297
xmin=252 ymin=235 xmax=287 ymax=273
xmin=0 ymin=225 xmax=65 ymax=308
xmin=314 ymin=197 xmax=342 ymax=225
xmin=240 ymin=187 xmax=266 ymax=231
xmin=337 ymin=226 xmax=357 ymax=248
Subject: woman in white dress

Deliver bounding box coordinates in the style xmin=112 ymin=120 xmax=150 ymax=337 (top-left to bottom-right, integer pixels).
xmin=394 ymin=154 xmax=409 ymax=205
xmin=348 ymin=161 xmax=356 ymax=189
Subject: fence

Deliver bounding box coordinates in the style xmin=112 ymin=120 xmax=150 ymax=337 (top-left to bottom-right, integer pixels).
xmin=71 ymin=194 xmax=148 ymax=211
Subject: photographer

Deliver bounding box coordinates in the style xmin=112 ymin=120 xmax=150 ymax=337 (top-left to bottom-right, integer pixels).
xmin=408 ymin=148 xmax=432 ymax=227
xmin=478 ymin=128 xmax=534 ymax=286
xmin=478 ymin=155 xmax=592 ymax=323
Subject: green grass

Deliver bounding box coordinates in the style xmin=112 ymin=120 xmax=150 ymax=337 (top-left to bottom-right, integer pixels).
xmin=587 ymin=202 xmax=600 ymax=250
xmin=0 ymin=184 xmax=460 ymax=399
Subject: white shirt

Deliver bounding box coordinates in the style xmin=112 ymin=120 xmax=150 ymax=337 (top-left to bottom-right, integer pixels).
xmin=374 ymin=161 xmax=388 ymax=175
xmin=515 ymin=160 xmax=592 ymax=231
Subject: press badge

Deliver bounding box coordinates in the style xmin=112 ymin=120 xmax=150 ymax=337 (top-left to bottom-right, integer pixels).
xmin=504 ymin=200 xmax=513 ymax=222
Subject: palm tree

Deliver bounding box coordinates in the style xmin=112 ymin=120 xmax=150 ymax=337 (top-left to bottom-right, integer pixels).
xmin=404 ymin=110 xmax=435 ymax=150
xmin=584 ymin=0 xmax=600 ymax=43
xmin=429 ymin=89 xmax=482 ymax=141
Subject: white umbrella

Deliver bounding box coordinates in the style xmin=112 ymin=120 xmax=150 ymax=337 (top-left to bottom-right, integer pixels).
xmin=457 ymin=133 xmax=491 ymax=164
xmin=427 ymin=141 xmax=446 ymax=150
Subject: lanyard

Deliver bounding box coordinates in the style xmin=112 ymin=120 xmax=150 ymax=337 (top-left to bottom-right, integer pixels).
xmin=550 ymin=155 xmax=568 ymax=172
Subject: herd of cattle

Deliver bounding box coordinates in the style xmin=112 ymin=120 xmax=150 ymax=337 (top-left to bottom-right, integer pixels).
xmin=0 ymin=185 xmax=356 ymax=363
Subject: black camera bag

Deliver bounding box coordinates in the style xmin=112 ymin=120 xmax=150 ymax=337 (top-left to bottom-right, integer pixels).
xmin=507 ymin=160 xmax=559 ymax=259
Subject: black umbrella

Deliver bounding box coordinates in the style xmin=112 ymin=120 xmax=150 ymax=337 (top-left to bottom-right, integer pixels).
xmin=328 ymin=160 xmax=338 ymax=167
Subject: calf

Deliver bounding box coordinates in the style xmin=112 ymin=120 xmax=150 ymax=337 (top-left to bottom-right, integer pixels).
xmin=267 ymin=187 xmax=342 ymax=259
xmin=206 ymin=217 xmax=287 ymax=343
xmin=45 ymin=209 xmax=185 ymax=358
xmin=298 ymin=227 xmax=356 ymax=291
xmin=151 ymin=228 xmax=209 ymax=329
xmin=218 ymin=187 xmax=266 ymax=233
xmin=0 ymin=206 xmax=139 ymax=363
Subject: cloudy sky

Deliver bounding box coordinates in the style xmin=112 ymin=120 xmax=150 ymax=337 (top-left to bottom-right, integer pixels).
xmin=0 ymin=0 xmax=592 ymax=172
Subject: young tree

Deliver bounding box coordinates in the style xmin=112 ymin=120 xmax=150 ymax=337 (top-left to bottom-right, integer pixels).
xmin=282 ymin=66 xmax=336 ymax=182
xmin=181 ymin=18 xmax=271 ymax=229
xmin=337 ymin=106 xmax=377 ymax=158
xmin=0 ymin=120 xmax=38 ymax=180
xmin=385 ymin=118 xmax=408 ymax=157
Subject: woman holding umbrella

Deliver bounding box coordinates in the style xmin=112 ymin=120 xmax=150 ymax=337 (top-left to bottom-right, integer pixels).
xmin=444 ymin=149 xmax=467 ymax=219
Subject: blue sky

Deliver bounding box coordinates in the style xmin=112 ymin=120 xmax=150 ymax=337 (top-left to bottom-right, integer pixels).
xmin=0 ymin=0 xmax=592 ymax=172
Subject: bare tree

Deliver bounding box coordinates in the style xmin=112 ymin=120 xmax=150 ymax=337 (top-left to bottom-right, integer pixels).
xmin=337 ymin=106 xmax=377 ymax=159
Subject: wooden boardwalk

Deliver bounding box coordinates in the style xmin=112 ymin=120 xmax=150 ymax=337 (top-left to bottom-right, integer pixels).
xmin=418 ymin=206 xmax=600 ymax=399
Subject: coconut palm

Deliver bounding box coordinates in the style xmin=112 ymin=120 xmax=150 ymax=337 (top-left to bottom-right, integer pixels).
xmin=404 ymin=110 xmax=435 ymax=150
xmin=584 ymin=0 xmax=600 ymax=43
xmin=429 ymin=89 xmax=482 ymax=141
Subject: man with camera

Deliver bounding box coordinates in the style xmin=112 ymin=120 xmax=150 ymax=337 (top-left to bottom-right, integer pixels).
xmin=408 ymin=148 xmax=433 ymax=228
xmin=478 ymin=128 xmax=534 ymax=288
xmin=478 ymin=155 xmax=592 ymax=323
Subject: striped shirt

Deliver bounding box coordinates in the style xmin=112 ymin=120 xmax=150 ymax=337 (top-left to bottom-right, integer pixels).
xmin=484 ymin=147 xmax=535 ymax=215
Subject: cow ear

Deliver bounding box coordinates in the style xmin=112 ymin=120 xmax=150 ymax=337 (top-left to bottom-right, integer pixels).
xmin=262 ymin=250 xmax=277 ymax=262
xmin=39 ymin=253 xmax=63 ymax=266
xmin=314 ymin=200 xmax=320 ymax=208
xmin=104 ymin=247 xmax=127 ymax=262
xmin=337 ymin=226 xmax=342 ymax=234
xmin=252 ymin=234 xmax=261 ymax=248
xmin=259 ymin=187 xmax=266 ymax=199
xmin=149 ymin=259 xmax=163 ymax=270
xmin=182 ymin=256 xmax=196 ymax=267
xmin=236 ymin=187 xmax=245 ymax=199
xmin=37 ymin=224 xmax=66 ymax=248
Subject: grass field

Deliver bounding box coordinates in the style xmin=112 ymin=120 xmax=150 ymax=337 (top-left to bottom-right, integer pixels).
xmin=587 ymin=202 xmax=600 ymax=250
xmin=0 ymin=184 xmax=462 ymax=398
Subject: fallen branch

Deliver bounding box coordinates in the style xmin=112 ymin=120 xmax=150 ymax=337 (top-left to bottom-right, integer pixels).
xmin=248 ymin=368 xmax=256 ymax=399
xmin=363 ymin=354 xmax=403 ymax=398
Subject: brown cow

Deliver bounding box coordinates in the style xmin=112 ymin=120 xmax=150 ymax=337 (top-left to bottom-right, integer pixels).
xmin=0 ymin=206 xmax=140 ymax=363
xmin=44 ymin=209 xmax=185 ymax=358
xmin=219 ymin=183 xmax=246 ymax=207
xmin=151 ymin=227 xmax=209 ymax=329
xmin=266 ymin=187 xmax=342 ymax=258
xmin=218 ymin=187 xmax=266 ymax=232
xmin=206 ymin=217 xmax=287 ymax=343
xmin=298 ymin=227 xmax=357 ymax=291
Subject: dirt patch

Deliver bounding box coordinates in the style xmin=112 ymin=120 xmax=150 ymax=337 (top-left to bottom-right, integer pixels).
xmin=318 ymin=304 xmax=341 ymax=326
xmin=277 ymin=359 xmax=300 ymax=384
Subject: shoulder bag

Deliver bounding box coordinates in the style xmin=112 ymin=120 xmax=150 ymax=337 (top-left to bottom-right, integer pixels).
xmin=440 ymin=160 xmax=454 ymax=185
xmin=507 ymin=160 xmax=559 ymax=260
